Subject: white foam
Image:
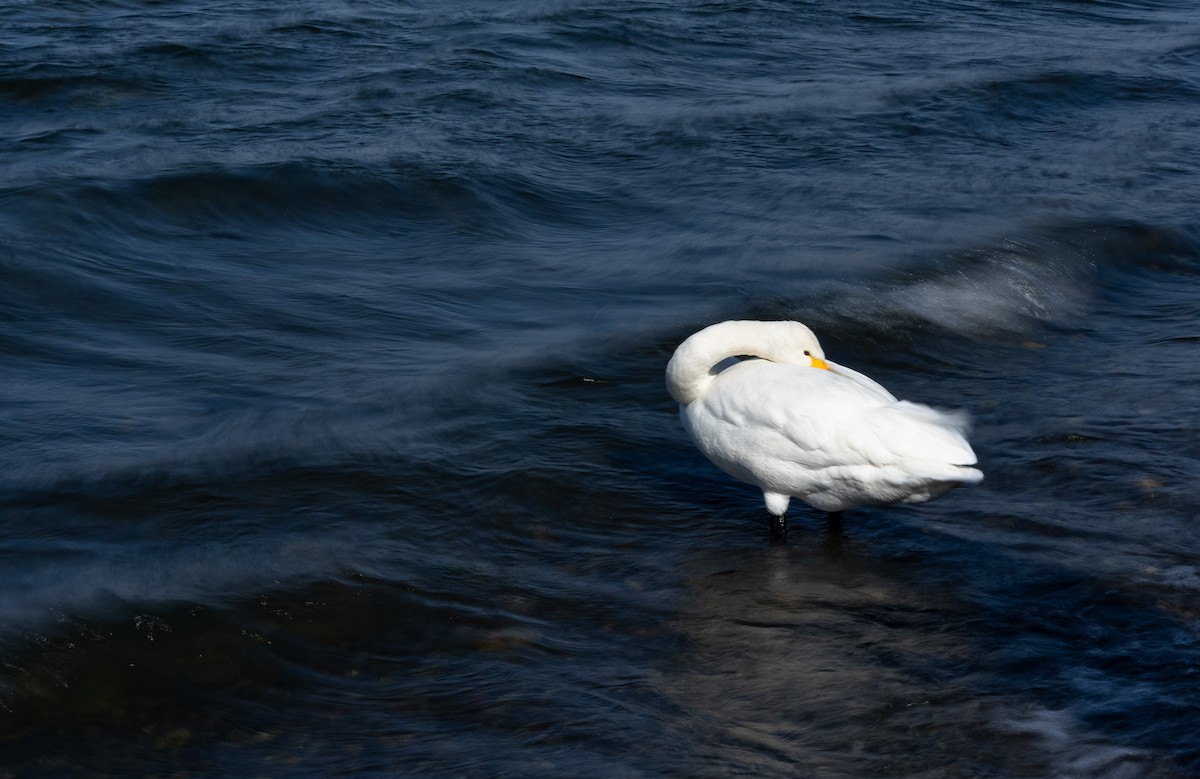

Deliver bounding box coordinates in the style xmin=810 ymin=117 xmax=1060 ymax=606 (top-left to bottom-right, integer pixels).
xmin=821 ymin=236 xmax=1097 ymax=339
xmin=994 ymin=706 xmax=1156 ymax=779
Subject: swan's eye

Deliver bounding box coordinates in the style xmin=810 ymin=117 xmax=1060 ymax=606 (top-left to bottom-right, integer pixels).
xmin=803 ymin=350 xmax=811 ymax=356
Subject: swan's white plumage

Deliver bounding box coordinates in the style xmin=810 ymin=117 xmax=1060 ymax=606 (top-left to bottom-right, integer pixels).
xmin=667 ymin=320 xmax=982 ymax=515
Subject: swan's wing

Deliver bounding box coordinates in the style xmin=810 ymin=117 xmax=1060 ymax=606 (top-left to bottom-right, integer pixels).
xmin=694 ymin=361 xmax=975 ymax=472
xmin=691 ymin=362 xmax=890 ymax=472
xmin=790 ymin=362 xmax=977 ymax=468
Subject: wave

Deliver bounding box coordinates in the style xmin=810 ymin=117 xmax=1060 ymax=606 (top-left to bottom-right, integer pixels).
xmin=2 ymin=152 xmax=653 ymax=246
xmin=785 ymin=221 xmax=1199 ymax=349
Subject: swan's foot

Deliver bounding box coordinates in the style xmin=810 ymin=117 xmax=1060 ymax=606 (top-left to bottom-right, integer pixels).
xmin=769 ymin=513 xmax=788 ymax=541
xmin=826 ymin=511 xmax=844 ymax=534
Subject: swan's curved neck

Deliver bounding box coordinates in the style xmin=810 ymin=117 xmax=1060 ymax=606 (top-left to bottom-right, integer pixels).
xmin=666 ymin=321 xmax=790 ymax=405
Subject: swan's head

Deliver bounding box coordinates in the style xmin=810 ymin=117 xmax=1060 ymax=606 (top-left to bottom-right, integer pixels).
xmin=726 ymin=320 xmax=829 ymax=369
xmin=667 ymin=320 xmax=831 ymax=405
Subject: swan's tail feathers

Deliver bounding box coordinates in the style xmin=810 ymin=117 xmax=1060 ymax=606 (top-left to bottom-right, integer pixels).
xmin=897 ymin=464 xmax=984 ymax=505
xmin=956 ymin=465 xmax=984 ymax=485
xmin=913 ymin=461 xmax=984 ymax=486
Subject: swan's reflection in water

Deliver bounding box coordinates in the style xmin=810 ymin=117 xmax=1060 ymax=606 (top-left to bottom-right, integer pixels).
xmin=655 ymin=530 xmax=1163 ymax=778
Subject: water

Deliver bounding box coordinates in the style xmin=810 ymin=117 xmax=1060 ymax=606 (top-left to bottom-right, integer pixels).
xmin=2 ymin=0 xmax=1198 ymax=775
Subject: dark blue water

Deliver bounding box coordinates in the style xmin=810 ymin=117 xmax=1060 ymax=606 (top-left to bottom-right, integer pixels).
xmin=3 ymin=0 xmax=1199 ymax=775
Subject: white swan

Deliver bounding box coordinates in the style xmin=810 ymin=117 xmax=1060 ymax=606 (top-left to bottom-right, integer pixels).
xmin=666 ymin=320 xmax=982 ymax=534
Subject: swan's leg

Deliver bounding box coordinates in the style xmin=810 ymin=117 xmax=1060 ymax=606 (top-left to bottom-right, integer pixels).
xmin=769 ymin=513 xmax=787 ymax=540
xmin=826 ymin=511 xmax=844 ymax=534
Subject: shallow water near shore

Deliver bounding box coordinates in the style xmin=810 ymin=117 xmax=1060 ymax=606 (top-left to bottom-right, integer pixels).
xmin=2 ymin=0 xmax=1199 ymax=775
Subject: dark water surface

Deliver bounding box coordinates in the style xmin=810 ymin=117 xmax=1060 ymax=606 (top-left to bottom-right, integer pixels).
xmin=3 ymin=0 xmax=1200 ymax=775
